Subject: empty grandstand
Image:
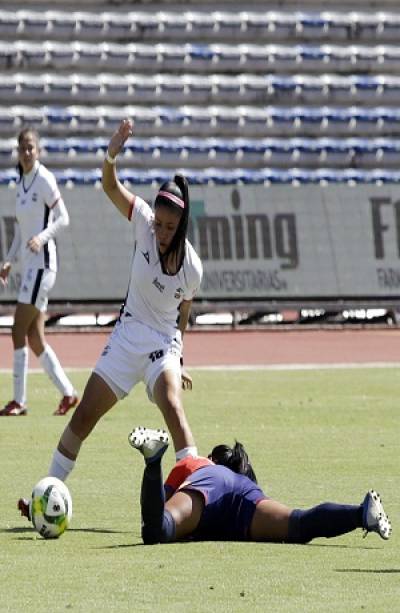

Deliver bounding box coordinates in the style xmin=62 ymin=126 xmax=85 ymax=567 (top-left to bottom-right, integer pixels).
xmin=1 ymin=1 xmax=400 ymax=325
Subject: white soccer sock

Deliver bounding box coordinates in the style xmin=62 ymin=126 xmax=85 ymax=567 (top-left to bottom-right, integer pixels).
xmin=48 ymin=449 xmax=76 ymax=481
xmin=39 ymin=344 xmax=74 ymax=396
xmin=13 ymin=346 xmax=28 ymax=405
xmin=175 ymin=446 xmax=198 ymax=461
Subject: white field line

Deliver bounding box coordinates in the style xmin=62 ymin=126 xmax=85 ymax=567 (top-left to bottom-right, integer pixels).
xmin=1 ymin=362 xmax=400 ymax=374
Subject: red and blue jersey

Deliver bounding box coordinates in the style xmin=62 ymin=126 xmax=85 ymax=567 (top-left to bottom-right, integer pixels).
xmin=165 ymin=456 xmax=214 ymax=494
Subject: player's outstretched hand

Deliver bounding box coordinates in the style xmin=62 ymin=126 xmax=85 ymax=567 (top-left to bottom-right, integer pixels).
xmin=107 ymin=119 xmax=134 ymax=159
xmin=181 ymin=369 xmax=193 ymax=391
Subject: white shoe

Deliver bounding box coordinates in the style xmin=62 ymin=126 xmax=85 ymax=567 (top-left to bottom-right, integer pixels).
xmin=128 ymin=426 xmax=169 ymax=463
xmin=362 ymin=490 xmax=392 ymax=540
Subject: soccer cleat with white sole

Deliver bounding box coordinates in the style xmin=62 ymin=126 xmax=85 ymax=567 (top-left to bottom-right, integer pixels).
xmin=362 ymin=490 xmax=392 ymax=540
xmin=128 ymin=426 xmax=169 ymax=464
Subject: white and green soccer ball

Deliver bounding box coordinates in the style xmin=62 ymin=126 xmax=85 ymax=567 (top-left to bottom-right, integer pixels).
xmin=30 ymin=477 xmax=72 ymax=539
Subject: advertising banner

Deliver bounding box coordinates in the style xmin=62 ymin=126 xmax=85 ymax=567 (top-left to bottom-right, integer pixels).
xmin=1 ymin=184 xmax=400 ymax=304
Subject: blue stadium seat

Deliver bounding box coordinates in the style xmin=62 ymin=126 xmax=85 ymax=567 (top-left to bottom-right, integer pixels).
xmin=186 ymin=44 xmax=214 ymax=71
xmin=0 ymin=169 xmax=18 ymax=185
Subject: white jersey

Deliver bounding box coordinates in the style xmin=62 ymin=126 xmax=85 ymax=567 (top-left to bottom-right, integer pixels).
xmin=15 ymin=161 xmax=62 ymax=272
xmin=124 ymin=196 xmax=203 ymax=337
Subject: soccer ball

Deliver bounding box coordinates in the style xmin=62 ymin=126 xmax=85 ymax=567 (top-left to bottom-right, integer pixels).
xmin=30 ymin=477 xmax=72 ymax=539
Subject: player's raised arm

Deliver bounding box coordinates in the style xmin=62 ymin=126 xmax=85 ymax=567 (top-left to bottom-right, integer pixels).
xmin=102 ymin=118 xmax=135 ymax=219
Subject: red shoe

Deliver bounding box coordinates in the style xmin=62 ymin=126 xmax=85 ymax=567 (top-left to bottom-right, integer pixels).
xmin=18 ymin=498 xmax=31 ymax=521
xmin=0 ymin=400 xmax=28 ymax=416
xmin=54 ymin=393 xmax=79 ymax=416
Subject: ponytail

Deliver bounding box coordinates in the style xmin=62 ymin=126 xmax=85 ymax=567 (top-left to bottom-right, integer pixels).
xmin=154 ymin=173 xmax=190 ymax=270
xmin=209 ymin=441 xmax=258 ymax=483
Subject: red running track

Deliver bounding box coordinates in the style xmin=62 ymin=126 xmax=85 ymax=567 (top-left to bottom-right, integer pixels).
xmin=0 ymin=328 xmax=399 ymax=369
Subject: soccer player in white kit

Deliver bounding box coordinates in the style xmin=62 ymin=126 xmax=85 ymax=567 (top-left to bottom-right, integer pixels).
xmin=18 ymin=118 xmax=203 ymax=495
xmin=0 ymin=127 xmax=78 ymax=416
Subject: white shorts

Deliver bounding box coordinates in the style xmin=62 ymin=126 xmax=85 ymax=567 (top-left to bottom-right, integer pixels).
xmin=18 ymin=268 xmax=56 ymax=312
xmin=94 ymin=314 xmax=183 ymax=402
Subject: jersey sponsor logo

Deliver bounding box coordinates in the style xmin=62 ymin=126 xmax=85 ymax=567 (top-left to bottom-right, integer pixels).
xmin=152 ymin=277 xmax=165 ymax=293
xmin=32 ymin=193 xmax=38 ymax=202
xmin=141 ymin=250 xmax=150 ymax=264
xmin=101 ymin=344 xmax=110 ymax=357
xmin=149 ymin=349 xmax=164 ymax=363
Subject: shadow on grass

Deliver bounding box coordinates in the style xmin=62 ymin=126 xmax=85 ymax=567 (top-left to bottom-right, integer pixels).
xmin=307 ymin=543 xmax=382 ymax=551
xmin=335 ymin=568 xmax=400 ymax=574
xmin=96 ymin=542 xmax=143 ymax=549
xmin=1 ymin=527 xmax=130 ymax=536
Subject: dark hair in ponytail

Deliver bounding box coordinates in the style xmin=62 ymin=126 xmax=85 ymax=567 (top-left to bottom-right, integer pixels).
xmin=209 ymin=441 xmax=258 ymax=483
xmin=154 ymin=173 xmax=190 ymax=271
xmin=16 ymin=126 xmax=40 ymax=181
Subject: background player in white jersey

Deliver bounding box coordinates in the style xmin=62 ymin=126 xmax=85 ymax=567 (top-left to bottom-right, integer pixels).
xmin=18 ymin=118 xmax=203 ymax=496
xmin=0 ymin=127 xmax=78 ymax=416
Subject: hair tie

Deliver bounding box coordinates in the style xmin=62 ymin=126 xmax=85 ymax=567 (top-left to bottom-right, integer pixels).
xmin=158 ymin=190 xmax=185 ymax=209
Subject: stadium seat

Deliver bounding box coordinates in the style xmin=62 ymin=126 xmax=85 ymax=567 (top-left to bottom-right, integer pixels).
xmin=157 ymin=44 xmax=187 ymax=71
xmin=0 ymin=11 xmax=19 ymax=38
xmin=186 ymin=12 xmax=216 ymax=39
xmin=74 ymin=77 xmax=103 ymax=102
xmin=0 ymin=76 xmax=18 ymax=102
xmin=19 ymin=11 xmax=49 ymax=38
xmin=214 ymin=12 xmax=244 ymax=39
xmin=185 ymin=75 xmax=214 ymax=103
xmin=103 ymin=12 xmax=135 ymax=40
xmin=75 ymin=12 xmax=106 ymax=40
xmin=157 ymin=11 xmax=188 ymax=40
xmin=16 ymin=42 xmax=47 ymax=69
xmin=247 ymin=12 xmax=295 ymax=41
xmin=47 ymin=42 xmax=76 ymax=69
xmin=46 ymin=11 xmax=77 ymax=40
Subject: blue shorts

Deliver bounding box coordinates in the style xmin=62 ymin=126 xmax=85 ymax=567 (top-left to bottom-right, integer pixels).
xmin=181 ymin=465 xmax=267 ymax=541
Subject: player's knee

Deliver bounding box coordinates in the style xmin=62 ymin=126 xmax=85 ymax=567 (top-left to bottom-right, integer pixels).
xmin=141 ymin=510 xmax=176 ymax=545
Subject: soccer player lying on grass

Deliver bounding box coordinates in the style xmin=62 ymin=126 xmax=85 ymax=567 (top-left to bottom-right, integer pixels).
xmin=129 ymin=427 xmax=392 ymax=545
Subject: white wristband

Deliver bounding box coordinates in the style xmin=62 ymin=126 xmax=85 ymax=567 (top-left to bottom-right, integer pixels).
xmin=105 ymin=151 xmax=116 ymax=165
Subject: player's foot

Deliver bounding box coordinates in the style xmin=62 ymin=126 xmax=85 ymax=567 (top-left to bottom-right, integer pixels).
xmin=0 ymin=400 xmax=28 ymax=416
xmin=18 ymin=498 xmax=31 ymax=521
xmin=362 ymin=490 xmax=392 ymax=540
xmin=54 ymin=393 xmax=79 ymax=416
xmin=128 ymin=426 xmax=169 ymax=464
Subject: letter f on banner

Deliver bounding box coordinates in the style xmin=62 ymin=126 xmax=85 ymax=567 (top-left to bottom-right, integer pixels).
xmin=370 ymin=197 xmax=392 ymax=259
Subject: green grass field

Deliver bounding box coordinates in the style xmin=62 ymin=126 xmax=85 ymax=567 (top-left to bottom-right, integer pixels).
xmin=1 ymin=367 xmax=399 ymax=612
